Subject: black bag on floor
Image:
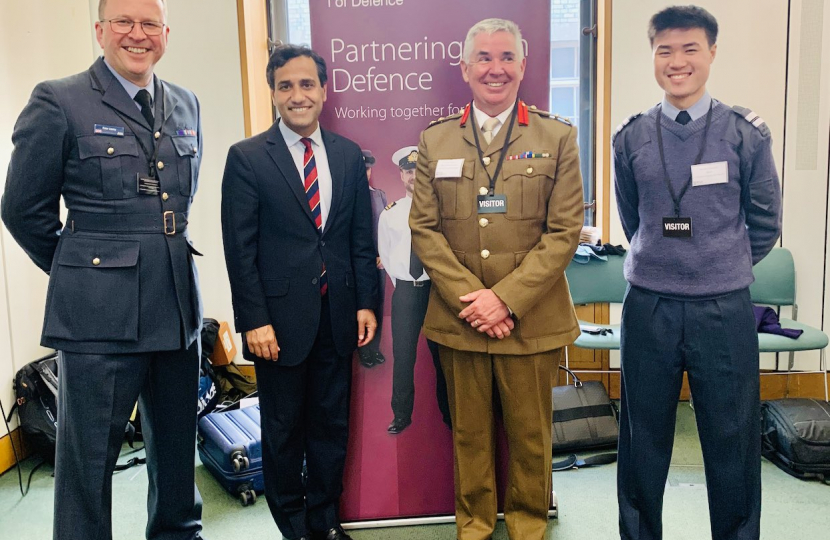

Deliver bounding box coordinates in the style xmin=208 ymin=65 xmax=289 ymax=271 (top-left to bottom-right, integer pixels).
xmin=761 ymin=398 xmax=830 ymax=484
xmin=551 ymin=366 xmax=618 ymax=471
xmin=7 ymin=353 xmax=60 ymax=465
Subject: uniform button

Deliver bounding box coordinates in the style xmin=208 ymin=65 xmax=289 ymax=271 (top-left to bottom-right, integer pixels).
xmin=193 ymin=146 xmax=198 ymax=154
xmin=530 ymin=104 xmax=537 ymax=110
xmin=312 ymin=277 xmax=319 ymax=285
xmin=154 ymin=131 xmax=161 ymax=140
xmin=106 ymin=147 xmax=114 ymax=155
xmin=157 ymin=161 xmax=165 ymax=170
xmin=479 ymin=218 xmax=489 ymax=228
xmin=92 ymin=257 xmax=101 ymax=266
xmin=479 ymin=187 xmax=488 ymax=196
xmin=483 ymin=156 xmax=491 ymax=166
xmin=526 ymin=167 xmax=533 ymax=174
xmin=162 ymin=192 xmax=169 ymax=201
xmin=481 ymin=249 xmax=490 ymax=259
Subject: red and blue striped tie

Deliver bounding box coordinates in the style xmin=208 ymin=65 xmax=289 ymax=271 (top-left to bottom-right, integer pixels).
xmin=301 ymin=138 xmax=327 ymax=295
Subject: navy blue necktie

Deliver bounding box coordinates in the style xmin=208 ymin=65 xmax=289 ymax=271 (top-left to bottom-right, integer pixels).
xmin=675 ymin=111 xmax=691 ymax=125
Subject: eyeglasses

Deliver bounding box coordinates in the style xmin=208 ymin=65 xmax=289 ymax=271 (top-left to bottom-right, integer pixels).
xmin=101 ymin=18 xmax=165 ymax=36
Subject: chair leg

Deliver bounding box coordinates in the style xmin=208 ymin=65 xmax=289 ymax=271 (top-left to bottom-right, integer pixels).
xmin=823 ymin=349 xmax=828 ymax=402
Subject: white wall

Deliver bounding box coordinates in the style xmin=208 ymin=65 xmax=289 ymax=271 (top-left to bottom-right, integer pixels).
xmin=0 ymin=0 xmax=245 ymax=438
xmin=607 ymin=0 xmax=830 ymax=373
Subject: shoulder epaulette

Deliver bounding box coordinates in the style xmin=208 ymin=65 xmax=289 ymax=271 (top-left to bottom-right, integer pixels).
xmin=612 ymin=112 xmax=643 ymax=143
xmin=384 ymin=201 xmax=396 ymax=211
xmin=732 ymin=105 xmax=771 ymax=137
xmin=427 ymin=111 xmax=463 ymax=129
xmin=526 ymin=105 xmax=572 ymax=126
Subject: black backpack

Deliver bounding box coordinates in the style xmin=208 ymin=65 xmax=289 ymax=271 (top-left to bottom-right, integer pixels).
xmin=6 ymin=353 xmax=60 ymax=465
xmin=761 ymin=398 xmax=830 ymax=484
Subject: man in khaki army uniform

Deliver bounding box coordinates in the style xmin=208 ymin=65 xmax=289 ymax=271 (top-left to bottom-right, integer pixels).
xmin=409 ymin=17 xmax=584 ymax=540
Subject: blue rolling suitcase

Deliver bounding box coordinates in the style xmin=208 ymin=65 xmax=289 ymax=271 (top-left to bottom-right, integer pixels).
xmin=197 ymin=404 xmax=263 ymax=506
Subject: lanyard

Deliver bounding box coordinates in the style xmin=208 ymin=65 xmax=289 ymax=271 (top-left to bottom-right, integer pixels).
xmin=470 ymin=100 xmax=519 ymax=196
xmin=90 ymin=70 xmax=165 ymax=178
xmin=655 ymin=101 xmax=713 ymax=217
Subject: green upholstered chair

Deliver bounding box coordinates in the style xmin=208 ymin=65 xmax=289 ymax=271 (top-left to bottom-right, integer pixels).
xmin=564 ymin=253 xmax=627 ymax=351
xmin=749 ymin=247 xmax=828 ymax=400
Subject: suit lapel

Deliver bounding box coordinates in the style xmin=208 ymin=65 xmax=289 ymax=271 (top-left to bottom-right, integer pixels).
xmin=265 ymin=122 xmax=316 ymax=227
xmin=322 ymin=129 xmax=344 ymax=237
xmin=92 ymin=58 xmax=152 ymax=130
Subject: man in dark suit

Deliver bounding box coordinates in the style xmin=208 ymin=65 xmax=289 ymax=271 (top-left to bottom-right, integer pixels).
xmin=221 ymin=44 xmax=377 ymax=540
xmin=357 ymin=149 xmax=387 ymax=368
xmin=2 ymin=1 xmax=205 ymax=539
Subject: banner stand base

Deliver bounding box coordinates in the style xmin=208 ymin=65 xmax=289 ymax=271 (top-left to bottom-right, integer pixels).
xmin=343 ymin=491 xmax=559 ymax=529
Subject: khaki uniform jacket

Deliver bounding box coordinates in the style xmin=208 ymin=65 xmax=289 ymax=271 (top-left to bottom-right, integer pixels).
xmin=410 ymin=105 xmax=583 ymax=355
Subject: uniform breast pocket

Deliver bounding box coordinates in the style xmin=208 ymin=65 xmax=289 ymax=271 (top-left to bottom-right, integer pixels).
xmin=172 ymin=136 xmax=199 ymax=196
xmin=502 ymin=159 xmax=556 ymax=220
xmin=76 ymin=135 xmax=140 ymax=199
xmin=429 ymin=160 xmax=475 ymax=220
xmin=44 ymin=237 xmax=140 ymax=342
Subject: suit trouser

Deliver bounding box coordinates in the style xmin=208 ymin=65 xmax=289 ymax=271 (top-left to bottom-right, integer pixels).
xmin=439 ymin=346 xmax=561 ymax=540
xmin=255 ymin=296 xmax=351 ymax=539
xmin=391 ymin=280 xmax=449 ymax=423
xmin=54 ymin=344 xmax=202 ymax=540
xmin=360 ymin=268 xmax=386 ymax=356
xmin=618 ymin=286 xmax=761 ymax=540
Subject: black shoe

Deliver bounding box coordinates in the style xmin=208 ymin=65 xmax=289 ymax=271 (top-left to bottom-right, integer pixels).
xmin=313 ymin=526 xmax=353 ymax=540
xmin=358 ymin=350 xmax=376 ymax=368
xmin=387 ymin=417 xmax=411 ymax=434
xmin=374 ymin=351 xmax=386 ymax=364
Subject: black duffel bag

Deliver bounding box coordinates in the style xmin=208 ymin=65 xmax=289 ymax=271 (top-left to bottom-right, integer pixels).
xmin=551 ymin=366 xmax=618 ymax=471
xmin=761 ymin=398 xmax=830 ymax=484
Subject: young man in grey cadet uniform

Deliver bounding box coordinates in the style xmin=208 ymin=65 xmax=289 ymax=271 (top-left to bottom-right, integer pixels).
xmin=2 ymin=0 xmax=206 ymax=539
xmin=613 ymin=6 xmax=782 ymax=540
xmin=358 ymin=149 xmax=388 ymax=368
xmin=378 ymin=146 xmax=451 ymax=434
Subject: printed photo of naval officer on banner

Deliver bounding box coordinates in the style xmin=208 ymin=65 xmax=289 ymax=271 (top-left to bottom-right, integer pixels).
xmin=309 ymin=0 xmax=554 ymax=525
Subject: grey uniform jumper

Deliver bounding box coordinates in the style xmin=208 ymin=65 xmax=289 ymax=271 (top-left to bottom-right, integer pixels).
xmin=613 ymin=98 xmax=782 ymax=540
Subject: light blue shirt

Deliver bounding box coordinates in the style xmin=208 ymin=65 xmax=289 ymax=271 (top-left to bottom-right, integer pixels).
xmin=661 ymin=91 xmax=713 ymax=122
xmin=103 ymin=58 xmax=154 ymax=112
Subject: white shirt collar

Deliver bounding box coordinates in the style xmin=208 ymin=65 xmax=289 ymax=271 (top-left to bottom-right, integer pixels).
xmin=278 ymin=119 xmax=323 ymax=149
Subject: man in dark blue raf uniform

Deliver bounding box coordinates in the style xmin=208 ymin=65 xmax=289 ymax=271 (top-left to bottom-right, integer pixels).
xmin=613 ymin=6 xmax=782 ymax=540
xmin=2 ymin=1 xmax=205 ymax=539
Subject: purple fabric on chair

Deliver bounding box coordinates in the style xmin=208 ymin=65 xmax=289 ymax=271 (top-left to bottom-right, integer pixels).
xmin=753 ymin=305 xmax=803 ymax=339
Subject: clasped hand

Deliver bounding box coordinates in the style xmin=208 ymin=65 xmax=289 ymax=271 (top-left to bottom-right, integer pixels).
xmin=458 ymin=289 xmax=514 ymax=339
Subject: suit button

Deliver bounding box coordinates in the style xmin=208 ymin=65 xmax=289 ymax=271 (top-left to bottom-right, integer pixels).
xmin=479 ymin=218 xmax=488 ymax=228
xmin=479 ymin=187 xmax=488 ymax=196
xmin=481 ymin=249 xmax=490 ymax=259
xmin=526 ymin=167 xmax=533 ymax=174
xmin=92 ymin=257 xmax=101 ymax=266
xmin=157 ymin=161 xmax=165 ymax=170
xmin=154 ymin=131 xmax=161 ymax=140
xmin=312 ymin=277 xmax=319 ymax=285
xmin=162 ymin=192 xmax=169 ymax=201
xmin=483 ymin=156 xmax=491 ymax=166
xmin=321 ymin=241 xmax=326 ymax=247
xmin=106 ymin=147 xmax=114 ymax=155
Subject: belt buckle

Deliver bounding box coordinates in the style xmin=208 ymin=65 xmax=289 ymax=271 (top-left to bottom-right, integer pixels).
xmin=163 ymin=211 xmax=176 ymax=235
xmin=412 ymin=280 xmax=425 ymax=287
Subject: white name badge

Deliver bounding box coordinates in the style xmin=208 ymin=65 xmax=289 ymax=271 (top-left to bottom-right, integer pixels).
xmin=691 ymin=161 xmax=728 ymax=186
xmin=435 ymin=158 xmax=465 ymax=178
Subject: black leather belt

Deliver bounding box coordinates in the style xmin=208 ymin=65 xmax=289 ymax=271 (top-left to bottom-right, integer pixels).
xmin=397 ymin=279 xmax=430 ymax=288
xmin=67 ymin=211 xmax=188 ymax=235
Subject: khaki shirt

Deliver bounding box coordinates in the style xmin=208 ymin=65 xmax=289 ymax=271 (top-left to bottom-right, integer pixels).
xmin=410 ymin=105 xmax=584 ymax=354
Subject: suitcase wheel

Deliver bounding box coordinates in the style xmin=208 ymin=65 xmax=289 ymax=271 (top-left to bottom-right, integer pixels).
xmin=239 ymin=489 xmax=256 ymax=506
xmin=231 ymin=452 xmax=248 ymax=473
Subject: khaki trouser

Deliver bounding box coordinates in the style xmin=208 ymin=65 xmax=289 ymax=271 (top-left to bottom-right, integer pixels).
xmin=439 ymin=346 xmax=562 ymax=540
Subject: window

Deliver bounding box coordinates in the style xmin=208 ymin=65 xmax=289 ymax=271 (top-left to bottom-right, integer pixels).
xmin=271 ymin=0 xmax=597 ymax=223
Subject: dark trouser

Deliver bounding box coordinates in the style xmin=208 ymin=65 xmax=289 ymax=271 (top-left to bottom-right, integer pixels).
xmin=54 ymin=343 xmax=202 ymax=540
xmin=255 ymin=297 xmax=351 ymax=539
xmin=390 ymin=280 xmax=449 ymax=423
xmin=618 ymin=286 xmax=761 ymax=540
xmin=361 ymin=268 xmax=386 ymax=356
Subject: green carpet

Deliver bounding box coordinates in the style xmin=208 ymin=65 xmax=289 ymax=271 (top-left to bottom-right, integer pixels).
xmin=1 ymin=404 xmax=828 ymax=539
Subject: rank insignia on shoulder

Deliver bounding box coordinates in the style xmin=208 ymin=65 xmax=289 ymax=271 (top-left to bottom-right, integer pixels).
xmin=384 ymin=202 xmax=397 ymax=211
xmin=428 ymin=111 xmax=463 ymax=128
xmin=732 ymin=105 xmax=771 ymax=137
xmin=612 ymin=112 xmax=642 ymax=143
xmin=551 ymin=114 xmax=571 ymax=126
